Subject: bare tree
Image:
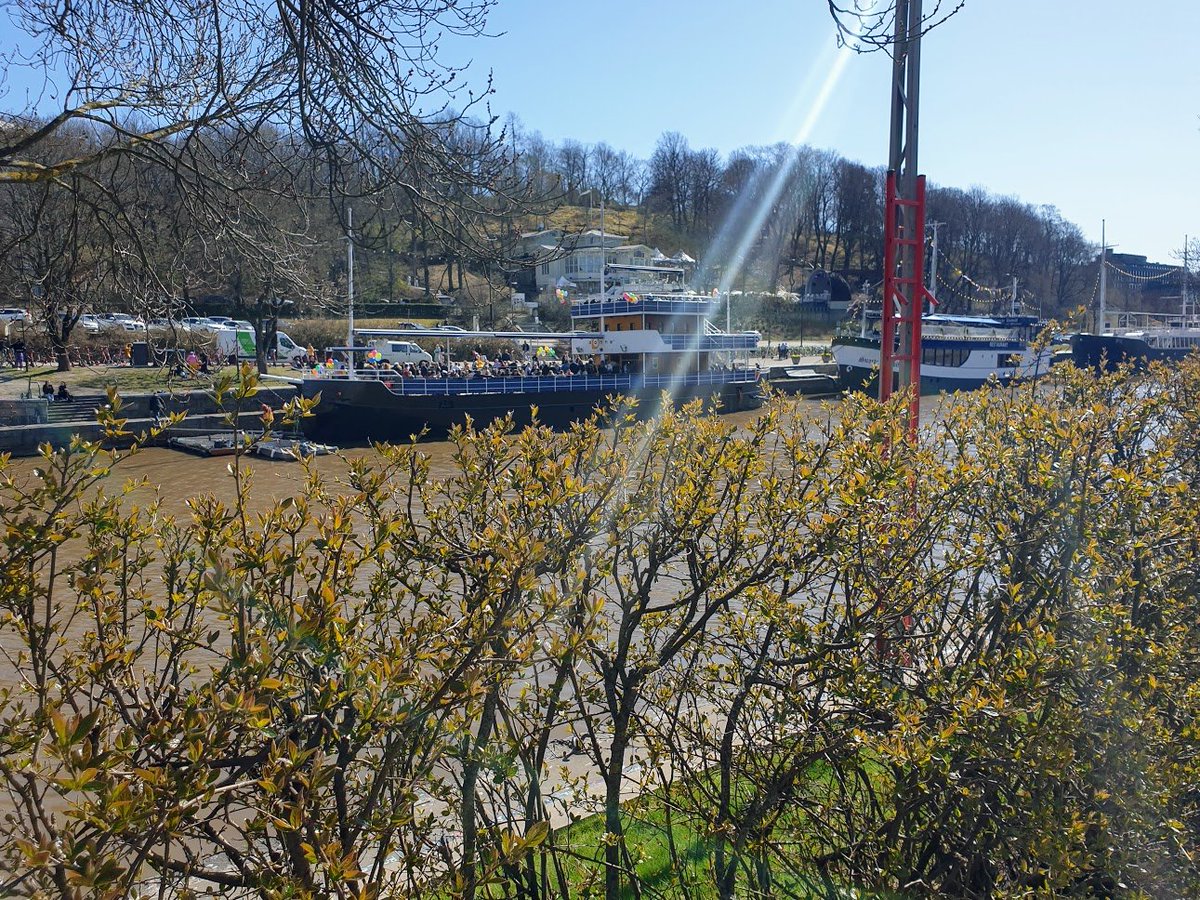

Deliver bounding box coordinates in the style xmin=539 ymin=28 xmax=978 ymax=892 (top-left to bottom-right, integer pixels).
xmin=649 ymin=131 xmax=692 ymax=232
xmin=556 ymin=140 xmax=589 ymax=201
xmin=826 ymin=0 xmax=966 ymax=49
xmin=0 ymin=141 xmax=157 ymax=370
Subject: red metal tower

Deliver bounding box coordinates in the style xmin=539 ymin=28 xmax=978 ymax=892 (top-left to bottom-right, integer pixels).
xmin=878 ymin=0 xmax=937 ymax=442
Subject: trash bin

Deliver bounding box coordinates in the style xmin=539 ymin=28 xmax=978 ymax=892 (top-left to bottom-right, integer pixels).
xmin=131 ymin=342 xmax=150 ymax=366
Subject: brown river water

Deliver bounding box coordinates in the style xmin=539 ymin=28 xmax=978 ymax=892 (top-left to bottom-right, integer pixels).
xmin=4 ymin=406 xmax=793 ymax=516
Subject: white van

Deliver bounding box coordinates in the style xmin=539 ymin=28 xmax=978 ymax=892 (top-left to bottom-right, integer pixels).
xmin=213 ymin=328 xmax=308 ymax=364
xmin=370 ymin=339 xmax=433 ymax=366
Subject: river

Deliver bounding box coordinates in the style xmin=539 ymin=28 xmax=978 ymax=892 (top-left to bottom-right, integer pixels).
xmin=3 ymin=405 xmax=800 ymax=516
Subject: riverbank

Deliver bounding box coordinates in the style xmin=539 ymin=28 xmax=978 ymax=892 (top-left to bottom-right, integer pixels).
xmin=0 ymin=361 xmax=300 ymax=400
xmin=0 ymin=384 xmax=299 ymax=457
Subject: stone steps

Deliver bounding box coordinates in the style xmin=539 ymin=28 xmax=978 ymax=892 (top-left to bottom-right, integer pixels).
xmin=45 ymin=397 xmax=108 ymax=423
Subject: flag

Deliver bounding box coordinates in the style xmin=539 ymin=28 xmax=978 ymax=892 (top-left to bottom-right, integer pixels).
xmin=623 ymin=292 xmax=640 ymax=304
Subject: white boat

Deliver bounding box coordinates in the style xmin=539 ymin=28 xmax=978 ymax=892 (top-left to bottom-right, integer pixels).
xmin=832 ymin=310 xmax=1054 ymax=393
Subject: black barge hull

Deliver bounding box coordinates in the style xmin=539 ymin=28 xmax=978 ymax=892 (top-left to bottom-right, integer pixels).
xmin=299 ymin=378 xmax=762 ymax=443
xmin=1070 ymin=333 xmax=1194 ymax=371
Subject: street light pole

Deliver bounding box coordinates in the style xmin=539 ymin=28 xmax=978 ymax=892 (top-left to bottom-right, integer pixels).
xmin=581 ymin=187 xmax=607 ymax=357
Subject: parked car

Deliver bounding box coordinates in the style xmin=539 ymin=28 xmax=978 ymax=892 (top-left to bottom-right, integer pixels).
xmin=0 ymin=307 xmax=31 ymax=324
xmin=182 ymin=317 xmax=232 ymax=333
xmin=436 ymin=325 xmax=466 ymax=332
xmin=77 ymin=314 xmax=102 ymax=334
xmin=100 ymin=315 xmax=132 ymax=331
xmin=99 ymin=313 xmax=146 ymax=331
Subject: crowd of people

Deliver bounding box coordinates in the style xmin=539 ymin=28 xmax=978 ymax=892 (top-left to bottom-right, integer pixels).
xmin=360 ymin=348 xmax=624 ymax=381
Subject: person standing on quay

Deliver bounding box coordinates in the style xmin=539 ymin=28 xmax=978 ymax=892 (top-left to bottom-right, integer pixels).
xmin=149 ymin=392 xmax=165 ymax=425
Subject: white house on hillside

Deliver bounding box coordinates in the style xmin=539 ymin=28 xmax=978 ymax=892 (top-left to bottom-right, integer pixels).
xmin=518 ymin=228 xmax=695 ymax=296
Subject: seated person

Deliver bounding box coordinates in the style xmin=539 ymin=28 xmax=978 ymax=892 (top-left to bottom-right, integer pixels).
xmin=56 ymin=382 xmax=73 ymax=402
xmin=41 ymin=381 xmax=54 ymax=400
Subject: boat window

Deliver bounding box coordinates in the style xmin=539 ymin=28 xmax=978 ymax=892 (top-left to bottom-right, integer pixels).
xmin=922 ymin=346 xmax=969 ymax=367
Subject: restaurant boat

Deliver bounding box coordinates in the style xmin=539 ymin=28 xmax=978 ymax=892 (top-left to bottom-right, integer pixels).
xmin=295 ymin=292 xmax=763 ymax=443
xmin=831 ymin=309 xmax=1054 ymax=393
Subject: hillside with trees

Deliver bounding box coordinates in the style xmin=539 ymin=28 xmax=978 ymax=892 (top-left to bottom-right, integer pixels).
xmin=504 ymin=121 xmax=1098 ymax=316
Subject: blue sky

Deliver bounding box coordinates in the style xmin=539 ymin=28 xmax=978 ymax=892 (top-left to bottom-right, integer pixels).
xmin=446 ymin=0 xmax=1199 ymax=264
xmin=3 ymin=1 xmax=1195 ymax=263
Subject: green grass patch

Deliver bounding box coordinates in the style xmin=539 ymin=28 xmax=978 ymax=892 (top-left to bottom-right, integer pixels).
xmin=538 ymin=768 xmax=898 ymax=900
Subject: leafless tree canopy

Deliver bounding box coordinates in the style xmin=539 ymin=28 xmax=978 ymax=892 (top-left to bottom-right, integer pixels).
xmin=826 ymin=0 xmax=965 ymax=51
xmin=0 ymin=0 xmax=503 ymax=192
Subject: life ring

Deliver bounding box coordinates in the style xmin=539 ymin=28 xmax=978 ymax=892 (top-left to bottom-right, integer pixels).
xmin=589 ymin=338 xmax=601 ymax=350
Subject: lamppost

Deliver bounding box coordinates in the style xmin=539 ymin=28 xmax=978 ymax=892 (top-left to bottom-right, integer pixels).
xmin=579 ymin=188 xmax=607 ymax=355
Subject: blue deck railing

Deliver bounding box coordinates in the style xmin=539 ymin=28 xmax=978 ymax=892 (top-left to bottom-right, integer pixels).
xmin=313 ymin=369 xmax=760 ymax=397
xmin=572 ymin=297 xmax=721 ymax=318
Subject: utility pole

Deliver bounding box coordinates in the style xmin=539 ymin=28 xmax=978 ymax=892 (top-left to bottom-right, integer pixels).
xmin=879 ymin=0 xmax=936 ymax=440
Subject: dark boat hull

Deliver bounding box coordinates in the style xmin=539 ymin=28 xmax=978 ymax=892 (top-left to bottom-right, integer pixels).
xmin=299 ymin=377 xmax=763 ymax=443
xmin=1070 ymin=333 xmax=1198 ymax=371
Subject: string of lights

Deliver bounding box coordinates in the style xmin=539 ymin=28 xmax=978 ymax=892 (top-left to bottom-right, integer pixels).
xmin=935 ymin=272 xmax=1038 ymax=312
xmin=948 ymin=266 xmax=1009 ymax=297
xmin=1103 ymin=259 xmax=1181 ymax=282
xmin=935 ymin=272 xmax=983 ymax=305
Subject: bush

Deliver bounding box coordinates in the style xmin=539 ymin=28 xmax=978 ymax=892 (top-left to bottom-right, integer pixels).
xmin=1 ymin=363 xmax=1199 ymax=898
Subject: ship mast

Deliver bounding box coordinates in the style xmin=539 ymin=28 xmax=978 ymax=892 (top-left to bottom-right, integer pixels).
xmin=1183 ymin=236 xmax=1190 ymax=321
xmin=1098 ymin=219 xmax=1107 ymax=334
xmin=347 ymin=208 xmax=355 ymax=377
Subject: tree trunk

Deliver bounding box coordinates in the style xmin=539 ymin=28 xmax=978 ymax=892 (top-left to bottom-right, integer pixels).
xmin=462 ymin=688 xmax=500 ymax=900
xmin=604 ymin=729 xmax=629 ymax=900
xmin=50 ymin=328 xmax=71 ymax=372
